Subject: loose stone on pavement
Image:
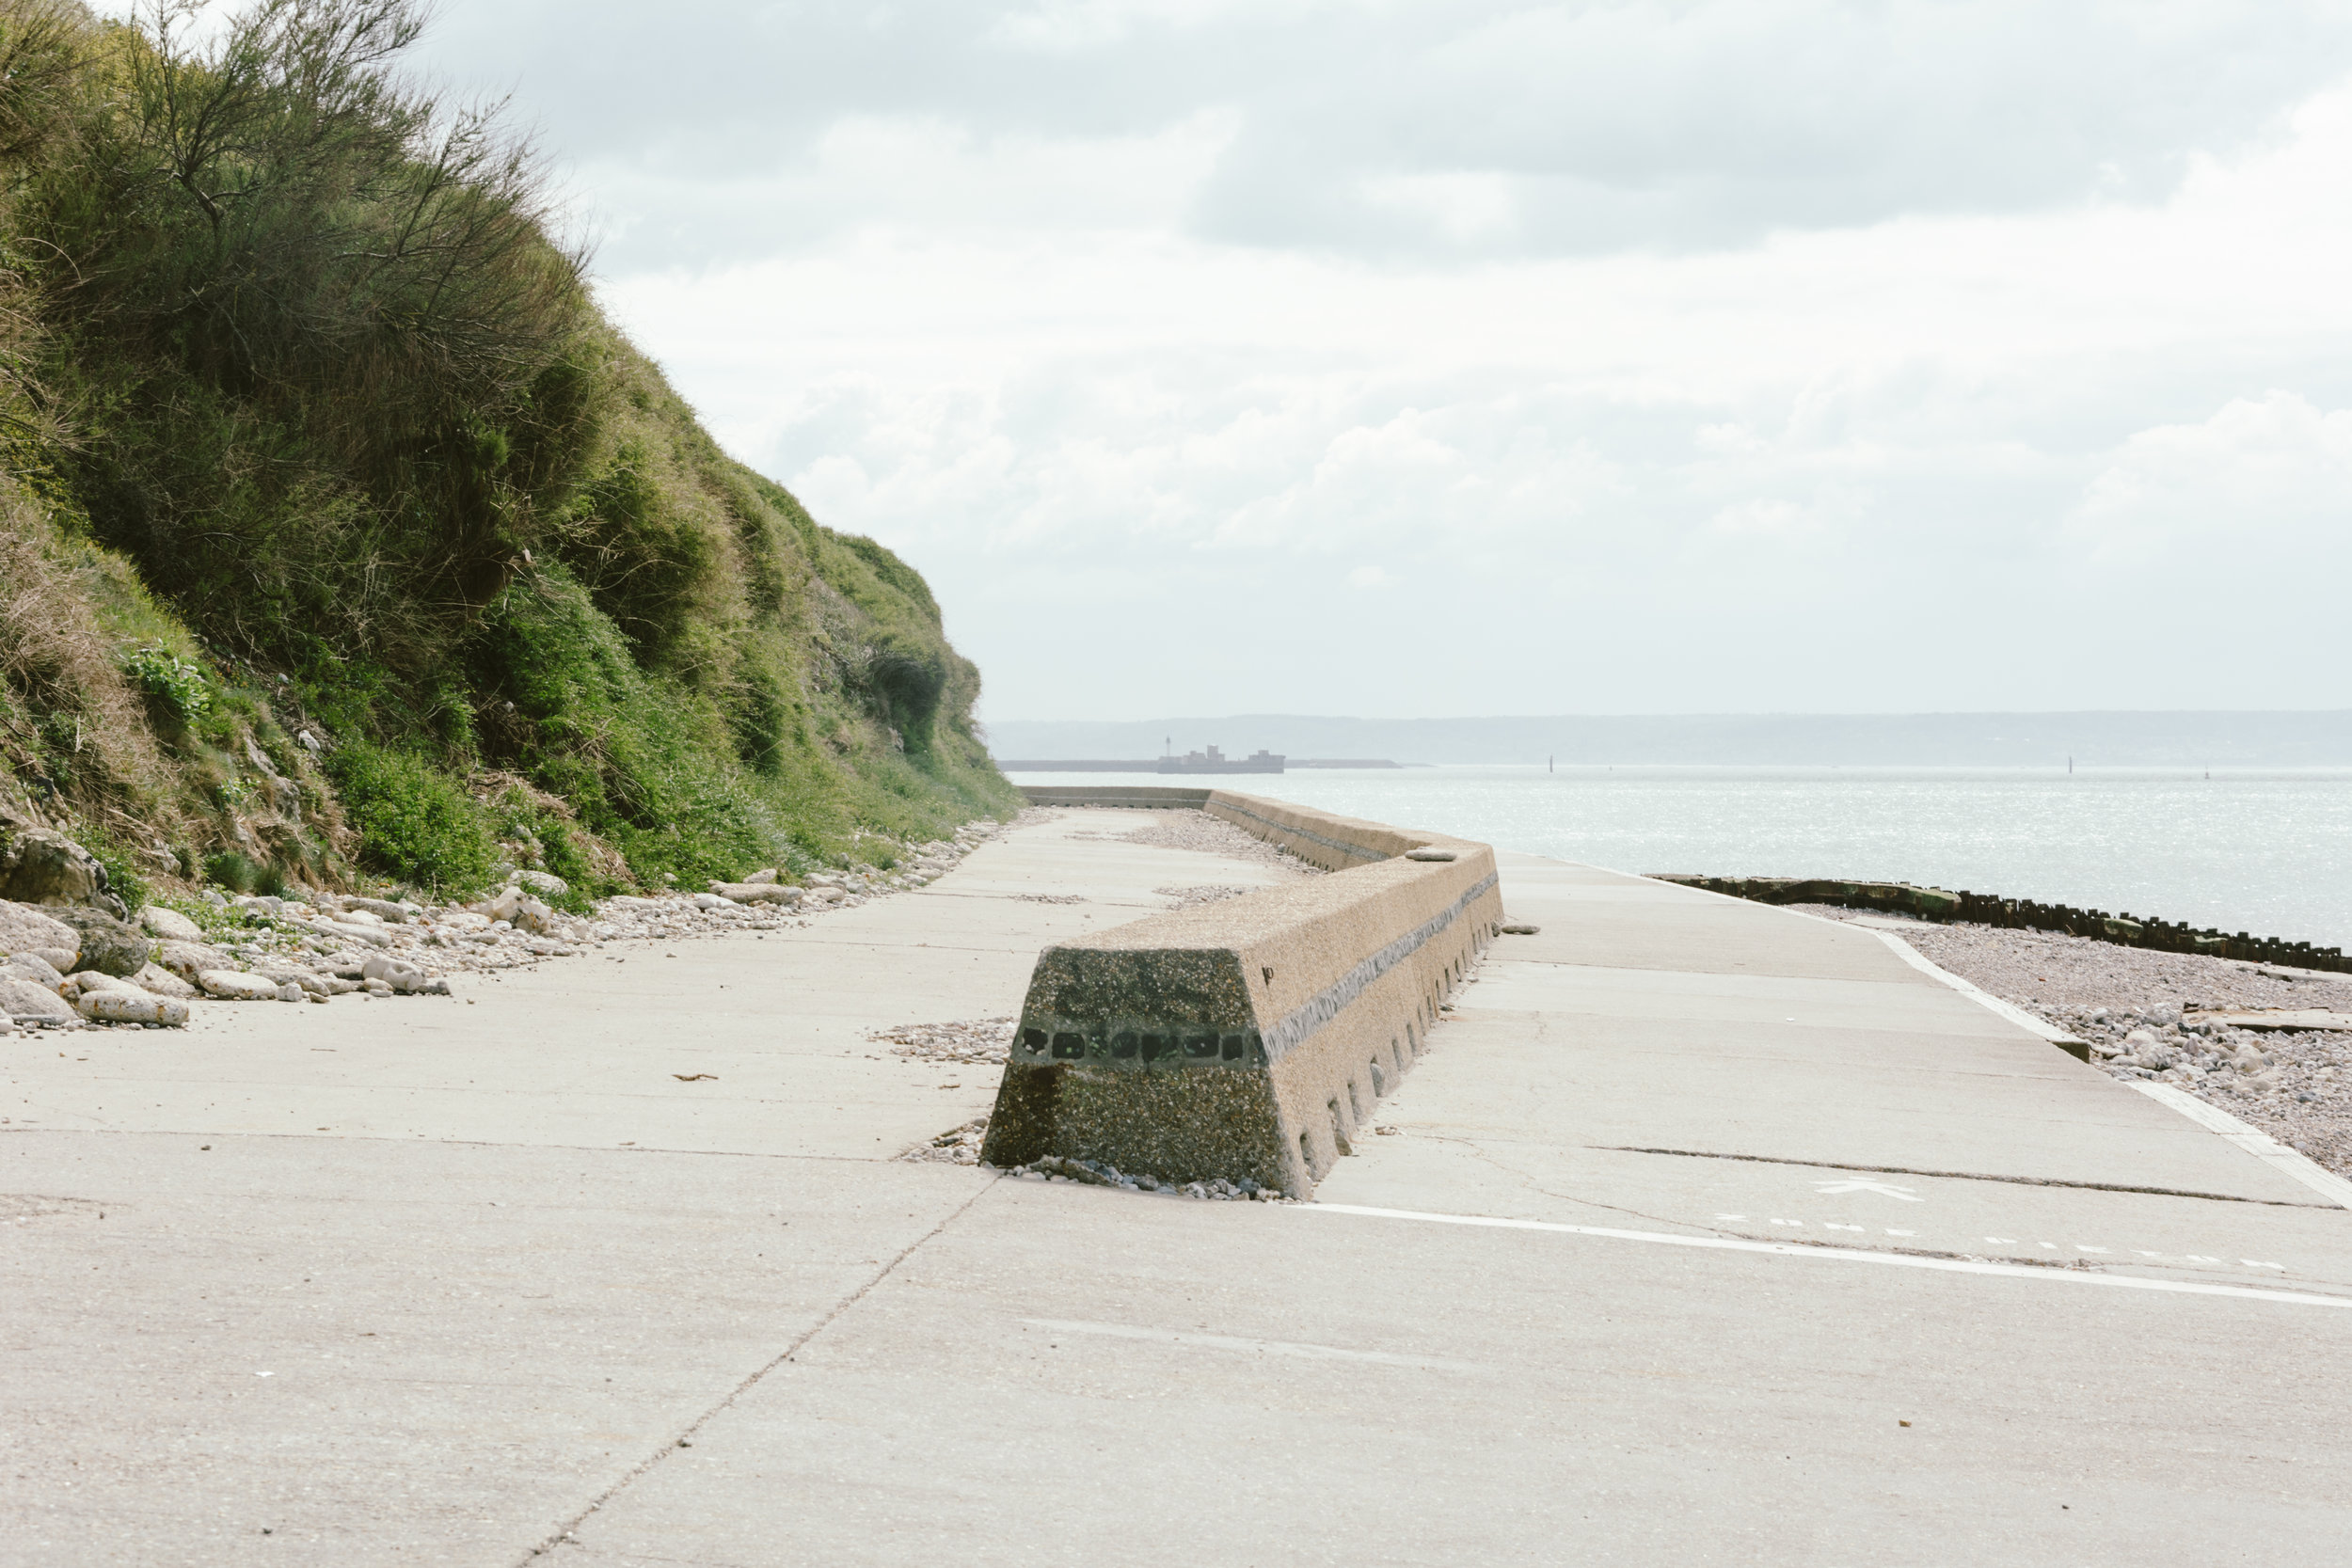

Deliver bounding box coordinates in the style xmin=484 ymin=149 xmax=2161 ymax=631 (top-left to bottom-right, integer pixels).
xmin=0 ymin=819 xmax=1007 ymax=1037
xmin=1119 ymin=807 xmax=1326 ymax=875
xmin=871 ymin=1017 xmax=1015 ymax=1065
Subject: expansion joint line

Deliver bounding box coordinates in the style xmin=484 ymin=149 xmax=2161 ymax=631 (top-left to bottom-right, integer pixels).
xmin=516 ymin=1173 xmax=1004 ymax=1563
xmin=1597 ymin=1147 xmax=2335 ymax=1209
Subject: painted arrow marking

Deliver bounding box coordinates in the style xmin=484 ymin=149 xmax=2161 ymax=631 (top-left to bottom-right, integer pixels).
xmin=1814 ymin=1179 xmax=1923 ymax=1201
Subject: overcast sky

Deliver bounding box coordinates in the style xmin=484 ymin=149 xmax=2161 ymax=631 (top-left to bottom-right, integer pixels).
xmin=396 ymin=1 xmax=2352 ymax=721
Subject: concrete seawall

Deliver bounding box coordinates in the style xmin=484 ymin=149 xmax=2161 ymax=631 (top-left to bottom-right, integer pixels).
xmin=982 ymin=790 xmax=1506 ymax=1195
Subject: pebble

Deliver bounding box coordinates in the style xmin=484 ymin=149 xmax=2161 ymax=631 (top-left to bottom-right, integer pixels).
xmin=4 ymin=952 xmax=66 ymax=989
xmin=78 ymin=991 xmax=189 ymax=1026
xmin=0 ymin=976 xmax=75 ymax=1024
xmin=139 ymin=906 xmax=205 ymax=942
xmin=7 ymin=824 xmax=1010 ymax=1036
xmin=1155 ymin=885 xmax=1258 ymax=910
xmin=872 ymin=1018 xmax=1015 ymax=1066
xmin=904 ymin=1118 xmax=990 ymax=1164
xmin=196 ymin=970 xmax=287 ymax=1001
xmin=1110 ymin=810 xmax=1325 ymax=877
xmin=133 ymin=962 xmax=198 ymax=999
xmin=1008 ymin=1153 xmax=1278 ymax=1201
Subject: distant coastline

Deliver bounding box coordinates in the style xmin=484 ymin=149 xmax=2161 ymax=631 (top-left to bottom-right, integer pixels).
xmin=985 ymin=711 xmax=2352 ymax=768
xmin=995 ymin=755 xmax=1406 ymax=773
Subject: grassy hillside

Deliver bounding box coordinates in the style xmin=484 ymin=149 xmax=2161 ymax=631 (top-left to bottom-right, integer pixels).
xmin=0 ymin=0 xmax=1015 ymax=907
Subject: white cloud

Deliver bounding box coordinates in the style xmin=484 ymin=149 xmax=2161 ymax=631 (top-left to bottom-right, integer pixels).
xmin=405 ymin=0 xmax=2352 ymax=264
xmin=355 ymin=2 xmax=2352 ymax=715
xmin=2068 ymin=392 xmax=2352 ymax=562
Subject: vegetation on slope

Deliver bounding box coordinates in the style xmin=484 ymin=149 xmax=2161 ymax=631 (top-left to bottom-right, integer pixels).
xmin=0 ymin=0 xmax=1015 ymax=905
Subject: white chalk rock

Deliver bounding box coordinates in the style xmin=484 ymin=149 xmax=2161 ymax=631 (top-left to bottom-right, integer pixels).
xmin=0 ymin=976 xmax=73 ymax=1023
xmin=712 ymin=881 xmax=799 ymax=906
xmin=741 ymin=868 xmax=780 ymax=885
xmin=198 ymin=970 xmax=283 ymax=1001
xmin=300 ymin=916 xmax=391 ymax=948
xmin=476 ymin=886 xmax=526 ymax=923
xmin=65 ymin=971 xmax=143 ymax=1003
xmin=4 ymin=952 xmax=66 ymax=990
xmin=78 ymin=990 xmax=190 ymax=1026
xmin=133 ymin=963 xmax=198 ymax=999
xmin=155 ymin=940 xmax=235 ymax=982
xmin=251 ymin=963 xmax=328 ymax=997
xmin=140 ymin=906 xmax=206 ymax=942
xmin=360 ymin=954 xmax=427 ymax=994
xmin=0 ymin=899 xmax=79 ymax=961
xmin=342 ymin=896 xmax=412 ymax=923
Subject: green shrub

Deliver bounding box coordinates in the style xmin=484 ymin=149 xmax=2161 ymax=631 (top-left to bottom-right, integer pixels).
xmin=82 ymin=832 xmax=149 ymax=912
xmin=120 ymin=645 xmax=211 ymax=722
xmin=325 ymin=743 xmax=501 ymax=898
xmin=0 ymin=0 xmax=1017 ymax=903
xmin=204 ymin=849 xmax=260 ymax=894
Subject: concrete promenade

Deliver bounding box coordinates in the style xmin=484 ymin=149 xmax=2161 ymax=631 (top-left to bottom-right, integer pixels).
xmin=6 ymin=810 xmax=2349 ymax=1563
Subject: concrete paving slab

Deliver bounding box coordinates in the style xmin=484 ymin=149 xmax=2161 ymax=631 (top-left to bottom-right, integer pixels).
xmin=1 ymin=1131 xmax=992 ymax=1563
xmin=546 ymin=1178 xmax=2352 ymax=1567
xmin=1492 ymin=855 xmax=1940 ymax=983
xmin=7 ymin=808 xmax=2349 ymax=1564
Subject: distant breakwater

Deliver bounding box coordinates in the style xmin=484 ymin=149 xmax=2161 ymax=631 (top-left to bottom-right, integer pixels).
xmin=1654 ymin=876 xmax=2350 ymax=974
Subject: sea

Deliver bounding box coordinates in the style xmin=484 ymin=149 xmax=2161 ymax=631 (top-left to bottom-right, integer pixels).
xmin=1009 ymin=766 xmax=2352 ymax=952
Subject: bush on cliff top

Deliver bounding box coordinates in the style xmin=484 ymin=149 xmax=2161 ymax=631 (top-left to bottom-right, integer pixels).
xmin=0 ymin=0 xmax=1016 ymax=895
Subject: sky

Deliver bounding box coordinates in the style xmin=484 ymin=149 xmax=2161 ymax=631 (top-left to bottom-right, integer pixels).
xmin=383 ymin=2 xmax=2352 ymax=720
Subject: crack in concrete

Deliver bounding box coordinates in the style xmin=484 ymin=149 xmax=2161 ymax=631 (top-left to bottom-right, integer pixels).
xmin=516 ymin=1171 xmax=1004 ymax=1563
xmin=1410 ymin=1131 xmax=1707 ymax=1235
xmin=1597 ymin=1145 xmax=2335 ymax=1209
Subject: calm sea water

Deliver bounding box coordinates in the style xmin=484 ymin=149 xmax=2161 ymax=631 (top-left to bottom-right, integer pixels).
xmin=1014 ymin=766 xmax=2352 ymax=951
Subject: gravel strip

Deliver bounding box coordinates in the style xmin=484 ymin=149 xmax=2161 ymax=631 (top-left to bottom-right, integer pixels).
xmin=871 ymin=1017 xmax=1014 ymax=1066
xmin=1791 ymin=905 xmax=2352 ymax=1179
xmin=1 ymin=823 xmax=1009 ymax=1035
xmin=1155 ymin=884 xmax=1260 ymax=910
xmin=903 ymin=1117 xmax=990 ymax=1164
xmin=1116 ymin=808 xmax=1324 ymax=875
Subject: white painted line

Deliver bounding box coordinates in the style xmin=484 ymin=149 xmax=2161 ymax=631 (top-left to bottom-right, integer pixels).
xmin=1854 ymin=926 xmax=2085 ymax=1046
xmin=1296 ymin=1204 xmax=2352 ymax=1310
xmin=2127 ymin=1083 xmax=2352 ymax=1212
xmin=1852 ymin=926 xmax=2352 ymax=1214
xmin=1022 ymin=1318 xmax=1490 ymax=1372
xmin=1812 ymin=1178 xmax=1921 ymax=1200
